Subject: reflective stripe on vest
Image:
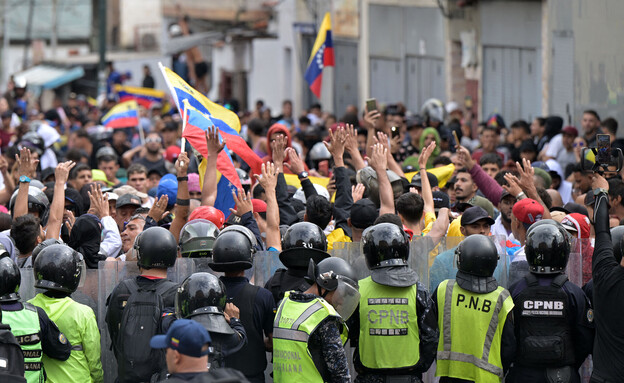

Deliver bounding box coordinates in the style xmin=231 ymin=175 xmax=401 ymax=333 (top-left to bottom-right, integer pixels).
xmin=436 ymin=280 xmax=513 ymax=382
xmin=2 ymin=303 xmax=44 ymax=383
xmin=272 ymin=292 xmax=346 ymax=383
xmin=358 ymin=276 xmax=421 ymax=369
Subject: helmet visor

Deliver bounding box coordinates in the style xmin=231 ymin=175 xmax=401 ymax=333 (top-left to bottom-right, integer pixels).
xmin=331 ymin=278 xmax=360 ymax=320
xmin=76 ymin=252 xmax=87 ymax=288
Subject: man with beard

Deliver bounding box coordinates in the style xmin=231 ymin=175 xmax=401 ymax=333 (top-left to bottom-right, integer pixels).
xmin=454 ymin=169 xmax=478 ymax=204
xmin=492 ymin=191 xmax=517 ymax=240
xmin=124 ymin=132 xmax=169 ymax=176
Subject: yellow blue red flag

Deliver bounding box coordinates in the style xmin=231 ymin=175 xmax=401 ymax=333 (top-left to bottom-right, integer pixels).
xmin=114 ymin=84 xmax=165 ymax=109
xmin=101 ymin=100 xmax=139 ymax=128
xmin=304 ymin=12 xmax=334 ymax=98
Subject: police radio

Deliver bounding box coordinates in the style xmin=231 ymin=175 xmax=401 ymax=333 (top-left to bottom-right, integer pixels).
xmin=581 ymin=134 xmax=624 ymax=173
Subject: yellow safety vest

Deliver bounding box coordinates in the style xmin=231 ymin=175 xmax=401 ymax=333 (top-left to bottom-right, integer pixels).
xmin=272 ymin=291 xmax=347 ymax=383
xmin=435 ymin=279 xmax=514 ymax=383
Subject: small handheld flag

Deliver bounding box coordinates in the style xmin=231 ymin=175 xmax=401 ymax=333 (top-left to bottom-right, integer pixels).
xmin=304 ymin=12 xmax=334 ymax=99
xmin=114 ymin=85 xmax=165 ymax=109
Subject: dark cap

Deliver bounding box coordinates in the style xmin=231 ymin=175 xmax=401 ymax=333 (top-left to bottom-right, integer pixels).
xmin=565 ymin=201 xmax=589 ymax=216
xmin=562 ymin=126 xmax=579 ymax=137
xmin=461 ymin=206 xmax=495 ymax=226
xmin=432 ymin=191 xmax=450 ymax=211
xmin=150 ymin=319 xmax=211 ymax=357
xmin=350 ymin=199 xmax=378 ymax=229
xmin=410 ymin=172 xmax=438 ymax=189
xmin=116 ymin=194 xmax=142 ymax=209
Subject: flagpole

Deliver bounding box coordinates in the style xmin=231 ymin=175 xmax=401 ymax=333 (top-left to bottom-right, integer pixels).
xmin=137 ymin=121 xmax=145 ymax=146
xmin=180 ymin=100 xmax=188 ymax=167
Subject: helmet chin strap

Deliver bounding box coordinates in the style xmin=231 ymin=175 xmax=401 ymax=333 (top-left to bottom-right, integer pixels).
xmin=317 ymin=285 xmax=330 ymax=299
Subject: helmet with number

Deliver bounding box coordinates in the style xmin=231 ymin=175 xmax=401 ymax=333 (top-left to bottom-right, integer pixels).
xmin=9 ymin=186 xmax=50 ymax=218
xmin=280 ymin=222 xmax=330 ymax=270
xmin=32 ymin=238 xmax=62 ymax=265
xmin=305 ymin=257 xmax=360 ymax=319
xmin=0 ymin=252 xmax=20 ymax=302
xmin=455 ymin=234 xmax=499 ymax=293
xmin=135 ymin=226 xmax=178 ymax=269
xmin=175 ymin=272 xmax=234 ymax=335
xmin=179 ymin=219 xmax=220 ymax=258
xmin=33 ymin=244 xmax=84 ymax=294
xmin=236 ymin=169 xmax=252 ymax=193
xmin=219 ymin=225 xmax=258 ymax=249
xmin=525 ymin=221 xmax=570 ymax=274
xmin=420 ymin=98 xmax=446 ymax=125
xmin=612 ymin=226 xmax=624 ymax=263
xmin=18 ymin=131 xmax=45 ymax=156
xmin=209 ymin=230 xmax=254 ymax=272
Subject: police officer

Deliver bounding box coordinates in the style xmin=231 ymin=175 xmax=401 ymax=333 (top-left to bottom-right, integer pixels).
xmin=273 ymin=257 xmax=360 ymax=383
xmin=178 ymin=219 xmax=220 ymax=258
xmin=264 ymin=222 xmax=330 ymax=303
xmin=28 ymin=244 xmax=104 ymax=383
xmin=105 ymin=226 xmax=179 ymax=383
xmin=0 ymin=255 xmax=71 ymax=383
xmin=433 ymin=234 xmax=516 ymax=383
xmin=209 ymin=227 xmax=275 ymax=383
xmin=0 ymin=305 xmax=26 ymax=383
xmin=350 ymin=223 xmax=438 ymax=382
xmin=507 ymin=222 xmax=594 ymax=383
xmin=174 ymin=272 xmax=247 ymax=367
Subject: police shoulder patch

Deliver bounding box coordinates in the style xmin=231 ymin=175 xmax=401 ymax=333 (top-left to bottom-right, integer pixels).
xmin=587 ymin=309 xmax=594 ymax=323
xmin=59 ymin=333 xmax=67 ymax=344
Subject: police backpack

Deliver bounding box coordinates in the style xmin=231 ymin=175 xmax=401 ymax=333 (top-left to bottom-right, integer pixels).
xmin=0 ymin=322 xmax=26 ymax=383
xmin=116 ymin=279 xmax=177 ymax=383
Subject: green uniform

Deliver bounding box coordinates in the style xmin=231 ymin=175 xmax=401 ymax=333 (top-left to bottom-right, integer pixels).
xmin=357 ymin=276 xmax=420 ymax=369
xmin=29 ymin=293 xmax=103 ymax=383
xmin=2 ymin=303 xmax=44 ymax=383
xmin=273 ymin=291 xmax=347 ymax=383
xmin=435 ymin=280 xmax=514 ymax=383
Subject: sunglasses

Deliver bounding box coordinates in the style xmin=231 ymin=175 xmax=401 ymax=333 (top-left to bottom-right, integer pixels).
xmin=146 ymin=137 xmax=162 ymax=143
xmin=573 ymin=143 xmax=584 ymax=148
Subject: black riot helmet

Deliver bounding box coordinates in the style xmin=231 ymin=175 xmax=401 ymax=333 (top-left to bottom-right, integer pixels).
xmin=525 ymin=221 xmax=570 ymax=274
xmin=0 ymin=254 xmax=21 ymax=302
xmin=9 ymin=186 xmax=50 ymax=218
xmin=33 ymin=244 xmax=84 ymax=294
xmin=179 ymin=219 xmax=220 ymax=258
xmin=236 ymin=168 xmax=252 ymax=193
xmin=455 ymin=234 xmax=499 ymax=293
xmin=175 ymin=272 xmax=234 ymax=335
xmin=32 ymin=238 xmax=62 ymax=265
xmin=135 ymin=226 xmax=178 ymax=269
xmin=18 ymin=132 xmax=45 ymax=156
xmin=280 ymin=222 xmax=330 ymax=269
xmin=612 ymin=226 xmax=624 ymax=263
xmin=305 ymin=257 xmax=360 ymax=320
xmin=209 ymin=230 xmax=254 ymax=272
xmin=362 ymin=223 xmax=410 ymax=269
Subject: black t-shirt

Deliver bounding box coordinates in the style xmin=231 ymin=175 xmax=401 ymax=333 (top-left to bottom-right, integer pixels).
xmin=136 ymin=156 xmax=169 ymax=176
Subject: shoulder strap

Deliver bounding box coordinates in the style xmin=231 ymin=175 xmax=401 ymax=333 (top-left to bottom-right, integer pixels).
xmin=154 ymin=280 xmax=176 ymax=296
xmin=22 ymin=302 xmax=37 ymax=313
xmin=270 ymin=268 xmax=287 ymax=289
xmin=524 ymin=273 xmax=539 ymax=287
xmin=121 ymin=278 xmax=140 ymax=295
xmin=551 ymin=274 xmax=569 ymax=288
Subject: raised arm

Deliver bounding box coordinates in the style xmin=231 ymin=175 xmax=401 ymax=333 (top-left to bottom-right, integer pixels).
xmin=363 ymin=108 xmax=381 ymax=157
xmin=202 ymin=127 xmax=225 ymax=207
xmin=368 ymin=143 xmax=394 ymax=216
xmin=285 ymin=147 xmax=318 ymax=200
xmin=14 ymin=148 xmax=39 ymax=218
xmin=418 ymin=142 xmax=436 ymax=215
xmin=375 ymin=131 xmax=405 ymax=178
xmin=170 ymin=152 xmax=190 ymax=242
xmin=344 ymin=124 xmax=366 ymax=171
xmin=87 ymin=184 xmax=121 ymax=260
xmin=46 ymin=161 xmax=75 ymax=239
xmin=457 ymin=144 xmax=504 ymax=205
xmin=510 ymin=159 xmax=552 ymax=220
xmin=272 ymin=136 xmax=298 ymax=225
xmin=256 ymin=162 xmax=281 ymax=250
xmin=0 ymin=156 xmax=15 ymax=205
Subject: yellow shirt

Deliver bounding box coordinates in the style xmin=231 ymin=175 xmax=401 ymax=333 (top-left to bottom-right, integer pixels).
xmin=327 ymin=227 xmax=352 ymax=250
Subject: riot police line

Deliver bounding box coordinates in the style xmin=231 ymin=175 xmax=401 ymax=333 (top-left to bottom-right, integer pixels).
xmin=14 ymin=235 xmax=588 ymax=383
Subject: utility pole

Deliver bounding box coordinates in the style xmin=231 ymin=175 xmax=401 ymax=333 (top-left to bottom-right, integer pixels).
xmin=51 ymin=0 xmax=58 ymax=61
xmin=98 ymin=0 xmax=107 ymax=96
xmin=2 ymin=1 xmax=10 ymax=90
xmin=22 ymin=0 xmax=35 ymax=70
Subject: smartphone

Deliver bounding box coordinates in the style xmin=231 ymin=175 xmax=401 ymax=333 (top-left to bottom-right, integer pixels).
xmin=596 ymin=134 xmax=611 ymax=165
xmin=391 ymin=126 xmax=400 ymax=138
xmin=366 ymin=98 xmax=377 ymax=112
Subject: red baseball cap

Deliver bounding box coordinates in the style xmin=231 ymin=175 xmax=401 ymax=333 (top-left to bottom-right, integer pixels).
xmin=165 ymin=146 xmax=181 ymax=163
xmin=251 ymin=199 xmax=267 ymax=214
xmin=561 ymin=212 xmax=591 ymax=239
xmin=562 ymin=126 xmax=579 ymax=137
xmin=512 ymin=198 xmax=544 ymax=225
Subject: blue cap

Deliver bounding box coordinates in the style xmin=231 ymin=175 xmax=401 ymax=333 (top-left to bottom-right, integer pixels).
xmin=150 ymin=319 xmax=211 ymax=357
xmin=157 ymin=174 xmax=178 ymax=206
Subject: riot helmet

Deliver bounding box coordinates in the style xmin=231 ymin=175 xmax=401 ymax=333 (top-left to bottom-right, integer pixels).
xmin=219 ymin=225 xmax=258 ymax=249
xmin=362 ymin=223 xmax=410 ymax=269
xmin=179 ymin=219 xmax=220 ymax=258
xmin=612 ymin=226 xmax=624 ymax=263
xmin=421 ymin=98 xmax=446 ymax=125
xmin=0 ymin=254 xmax=21 ymax=302
xmin=455 ymin=234 xmax=499 ymax=293
xmin=525 ymin=221 xmax=570 ymax=274
xmin=33 ymin=244 xmax=84 ymax=294
xmin=175 ymin=272 xmax=233 ymax=335
xmin=308 ymin=142 xmax=331 ymax=161
xmin=209 ymin=230 xmax=254 ymax=272
xmin=236 ymin=169 xmax=251 ymax=193
xmin=32 ymin=238 xmax=62 ymax=265
xmin=279 ymin=222 xmax=330 ymax=269
xmin=18 ymin=132 xmax=45 ymax=156
xmin=305 ymin=257 xmax=360 ymax=320
xmin=9 ymin=186 xmax=50 ymax=218
xmin=135 ymin=226 xmax=178 ymax=269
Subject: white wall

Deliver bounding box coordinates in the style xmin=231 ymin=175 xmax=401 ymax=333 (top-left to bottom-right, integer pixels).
xmin=120 ymin=0 xmax=163 ymax=49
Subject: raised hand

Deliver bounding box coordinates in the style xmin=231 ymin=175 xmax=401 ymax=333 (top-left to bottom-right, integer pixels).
xmin=148 ymin=194 xmax=170 ymax=222
xmin=352 ymin=183 xmax=365 ymax=202
xmin=230 ymin=189 xmax=253 ymax=216
xmin=224 ymin=302 xmax=240 ymax=323
xmin=206 ymin=126 xmax=225 ymax=156
xmin=284 ymin=147 xmax=305 ymax=175
xmin=255 ymin=162 xmax=277 ymax=191
xmin=15 ymin=147 xmax=38 ymax=178
xmin=344 ymin=124 xmax=359 ymax=154
xmin=175 ymin=151 xmax=190 ymax=177
xmin=324 ymin=127 xmax=347 ymax=159
xmin=418 ymin=142 xmax=437 ymax=170
xmin=456 ymin=145 xmax=475 ymax=170
xmin=271 ymin=135 xmax=287 ymax=167
xmin=363 ymin=108 xmax=381 ymax=130
xmin=55 ymin=161 xmax=76 ymax=184
xmin=367 ymin=143 xmax=388 ymax=173
xmin=87 ymin=183 xmax=110 ymax=218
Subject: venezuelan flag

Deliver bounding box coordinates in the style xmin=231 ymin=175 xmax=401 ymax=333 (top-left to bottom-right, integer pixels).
xmin=101 ymin=100 xmax=139 ymax=128
xmin=158 ymin=63 xmax=262 ymax=176
xmin=185 ymin=102 xmax=241 ymax=216
xmin=304 ymin=12 xmax=334 ymax=98
xmin=114 ymin=84 xmax=165 ymax=109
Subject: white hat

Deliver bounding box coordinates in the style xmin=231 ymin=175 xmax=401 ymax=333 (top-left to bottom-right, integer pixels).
xmin=293 ymin=184 xmax=330 ymax=203
xmin=445 ymin=101 xmax=460 ymax=115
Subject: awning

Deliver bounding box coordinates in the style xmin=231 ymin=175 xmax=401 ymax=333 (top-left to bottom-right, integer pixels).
xmin=13 ymin=65 xmax=85 ymax=90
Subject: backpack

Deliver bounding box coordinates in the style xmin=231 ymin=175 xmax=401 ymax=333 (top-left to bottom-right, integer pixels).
xmin=116 ymin=278 xmax=176 ymax=383
xmin=0 ymin=323 xmax=26 ymax=383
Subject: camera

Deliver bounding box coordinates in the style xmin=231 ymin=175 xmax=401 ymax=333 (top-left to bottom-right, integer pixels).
xmin=581 ymin=134 xmax=624 ymax=173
